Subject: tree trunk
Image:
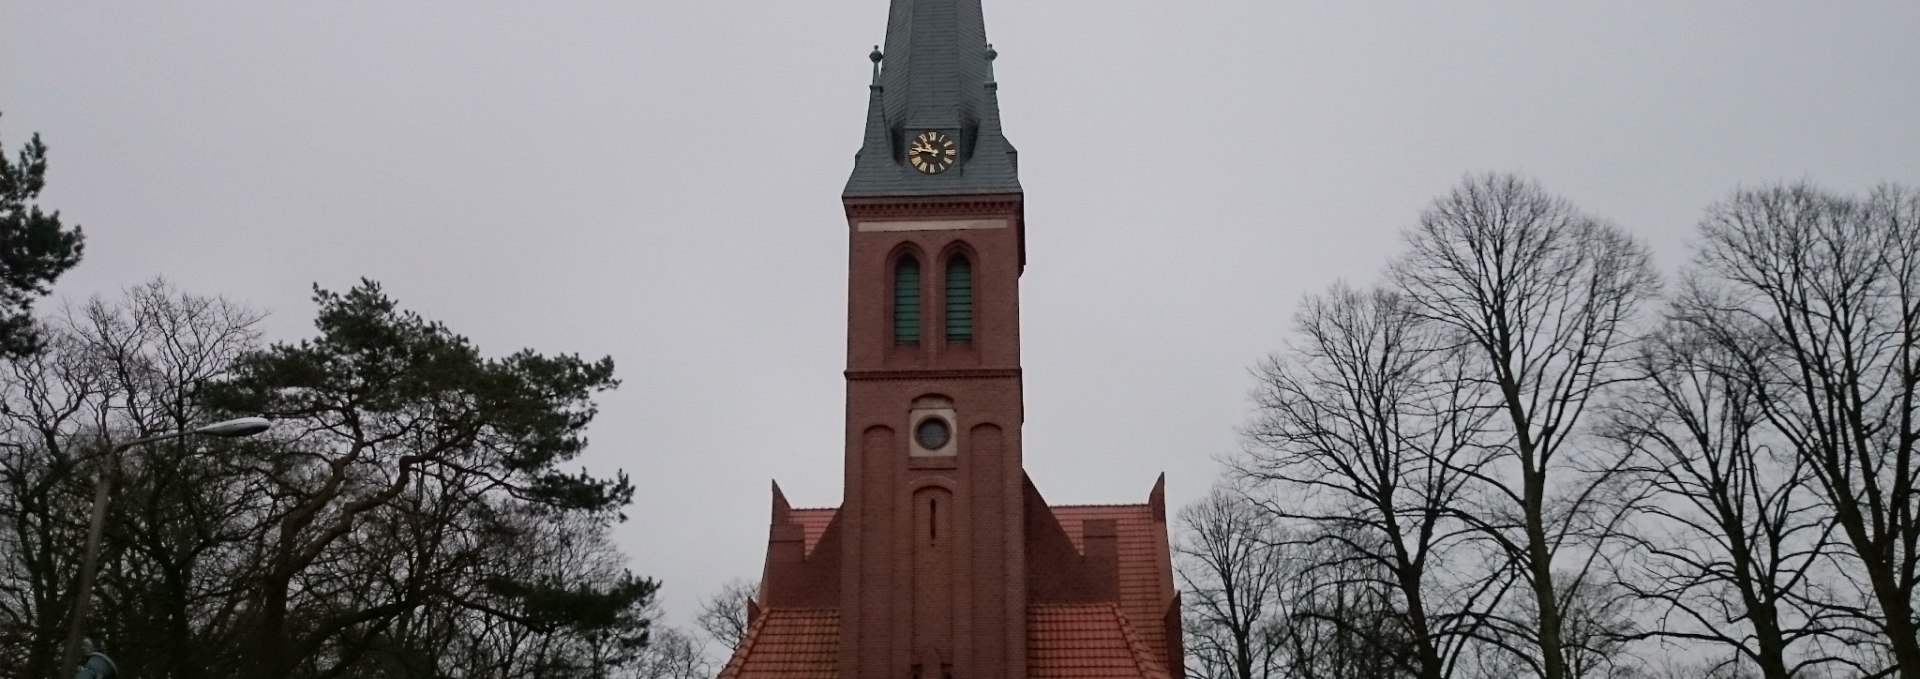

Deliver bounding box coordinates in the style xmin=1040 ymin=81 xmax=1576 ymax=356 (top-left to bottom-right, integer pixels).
xmin=1524 ymin=467 xmax=1567 ymax=679
xmin=1747 ymin=612 xmax=1790 ymax=679
xmin=252 ymin=573 xmax=291 ymax=679
xmin=1853 ymin=523 xmax=1920 ymax=678
xmin=1395 ymin=572 xmax=1445 ymax=679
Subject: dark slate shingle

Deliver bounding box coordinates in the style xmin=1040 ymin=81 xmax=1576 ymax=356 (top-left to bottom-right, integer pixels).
xmin=844 ymin=0 xmax=1021 ymax=198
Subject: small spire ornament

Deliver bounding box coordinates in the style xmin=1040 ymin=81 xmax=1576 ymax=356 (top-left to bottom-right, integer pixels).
xmin=984 ymin=43 xmax=998 ymax=88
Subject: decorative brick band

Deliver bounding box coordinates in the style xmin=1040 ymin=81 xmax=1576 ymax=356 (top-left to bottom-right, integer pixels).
xmin=844 ymin=368 xmax=1022 ymax=381
xmin=857 ymin=218 xmax=1008 ymax=232
xmin=843 ymin=195 xmax=1023 ymax=219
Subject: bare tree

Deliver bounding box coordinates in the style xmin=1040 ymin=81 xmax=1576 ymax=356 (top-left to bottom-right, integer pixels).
xmin=695 ymin=577 xmax=758 ymax=653
xmin=1552 ymin=576 xmax=1640 ymax=679
xmin=1392 ymin=173 xmax=1660 ymax=679
xmin=1177 ymin=491 xmax=1413 ymax=679
xmin=0 ymin=281 xmax=265 ymax=679
xmin=632 ymin=626 xmax=712 ymax=679
xmin=1680 ymin=183 xmax=1920 ymax=677
xmin=1277 ymin=526 xmax=1417 ymax=679
xmin=1234 ymin=283 xmax=1501 ymax=679
xmin=1177 ymin=488 xmax=1289 ymax=679
xmin=1606 ymin=322 xmax=1843 ymax=679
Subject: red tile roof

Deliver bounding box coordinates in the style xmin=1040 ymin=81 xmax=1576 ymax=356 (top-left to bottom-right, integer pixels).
xmin=720 ymin=604 xmax=1172 ymax=679
xmin=750 ymin=502 xmax=1176 ymax=675
xmin=788 ymin=507 xmax=836 ymax=556
xmin=1050 ymin=504 xmax=1176 ymax=666
xmin=715 ymin=608 xmax=839 ymax=679
xmin=1028 ymin=603 xmax=1173 ymax=679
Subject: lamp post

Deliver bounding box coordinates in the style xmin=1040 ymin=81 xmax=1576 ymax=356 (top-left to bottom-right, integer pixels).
xmin=58 ymin=417 xmax=272 ymax=676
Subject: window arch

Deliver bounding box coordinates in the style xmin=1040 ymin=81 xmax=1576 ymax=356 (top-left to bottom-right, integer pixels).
xmin=945 ymin=254 xmax=972 ymax=343
xmin=894 ymin=255 xmax=921 ymax=345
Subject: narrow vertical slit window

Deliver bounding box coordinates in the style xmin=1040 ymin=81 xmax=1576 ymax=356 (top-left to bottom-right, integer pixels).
xmin=945 ymin=255 xmax=972 ymax=343
xmin=929 ymin=498 xmax=939 ymax=543
xmin=895 ymin=255 xmax=921 ymax=344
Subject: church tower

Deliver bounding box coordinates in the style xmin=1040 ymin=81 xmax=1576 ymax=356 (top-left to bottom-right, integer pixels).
xmin=837 ymin=0 xmax=1026 ymax=676
xmin=718 ymin=3 xmax=1180 ymax=679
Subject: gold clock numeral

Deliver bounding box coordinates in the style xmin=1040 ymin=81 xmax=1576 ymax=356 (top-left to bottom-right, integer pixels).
xmin=910 ymin=130 xmax=955 ymax=174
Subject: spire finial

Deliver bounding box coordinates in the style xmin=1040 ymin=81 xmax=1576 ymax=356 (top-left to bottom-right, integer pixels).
xmin=869 ymin=45 xmax=884 ymax=86
xmin=984 ymin=43 xmax=998 ymax=88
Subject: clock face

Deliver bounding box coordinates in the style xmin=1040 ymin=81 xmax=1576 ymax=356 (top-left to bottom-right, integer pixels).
xmin=908 ymin=131 xmax=957 ymax=174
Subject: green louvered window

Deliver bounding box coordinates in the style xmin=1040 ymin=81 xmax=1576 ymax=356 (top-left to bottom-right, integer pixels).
xmin=894 ymin=256 xmax=921 ymax=345
xmin=945 ymin=255 xmax=972 ymax=343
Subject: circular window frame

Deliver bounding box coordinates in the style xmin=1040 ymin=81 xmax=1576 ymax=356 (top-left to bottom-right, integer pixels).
xmin=914 ymin=416 xmax=952 ymax=451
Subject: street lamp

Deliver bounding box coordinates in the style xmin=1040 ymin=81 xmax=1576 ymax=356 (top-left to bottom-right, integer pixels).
xmin=58 ymin=417 xmax=273 ymax=676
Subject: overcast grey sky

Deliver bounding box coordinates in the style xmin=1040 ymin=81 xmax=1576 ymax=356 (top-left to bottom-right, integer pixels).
xmin=5 ymin=1 xmax=1918 ymax=629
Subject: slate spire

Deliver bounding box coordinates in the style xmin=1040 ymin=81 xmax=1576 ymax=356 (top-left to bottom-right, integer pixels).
xmin=845 ymin=0 xmax=1020 ymax=197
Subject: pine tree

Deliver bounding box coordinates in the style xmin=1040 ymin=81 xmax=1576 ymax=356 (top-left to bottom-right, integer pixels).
xmin=0 ymin=113 xmax=86 ymax=358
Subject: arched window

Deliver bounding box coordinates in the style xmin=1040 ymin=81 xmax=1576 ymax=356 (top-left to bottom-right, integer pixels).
xmin=894 ymin=255 xmax=921 ymax=345
xmin=945 ymin=254 xmax=972 ymax=343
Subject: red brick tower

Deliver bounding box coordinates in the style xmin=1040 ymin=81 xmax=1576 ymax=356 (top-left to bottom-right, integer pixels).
xmin=718 ymin=3 xmax=1179 ymax=679
xmin=836 ymin=185 xmax=1030 ymax=679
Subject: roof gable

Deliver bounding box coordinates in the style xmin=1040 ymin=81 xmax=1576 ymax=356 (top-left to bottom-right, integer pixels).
xmin=750 ymin=498 xmax=1179 ymax=674
xmin=1049 ymin=504 xmax=1179 ymax=673
xmin=715 ymin=609 xmax=840 ymax=679
xmin=1030 ymin=603 xmax=1175 ymax=679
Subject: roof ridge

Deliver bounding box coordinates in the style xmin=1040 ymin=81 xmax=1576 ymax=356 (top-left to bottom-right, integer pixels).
xmin=797 ymin=500 xmax=1147 ymax=523
xmin=1049 ymin=502 xmax=1152 ymax=509
xmin=713 ymin=601 xmax=774 ymax=679
xmin=1108 ymin=602 xmax=1175 ymax=679
xmin=748 ymin=606 xmax=840 ymax=612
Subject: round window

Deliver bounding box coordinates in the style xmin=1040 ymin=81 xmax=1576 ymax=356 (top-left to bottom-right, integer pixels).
xmin=914 ymin=417 xmax=952 ymax=450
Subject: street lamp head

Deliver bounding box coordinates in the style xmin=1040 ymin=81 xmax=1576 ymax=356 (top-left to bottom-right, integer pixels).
xmin=194 ymin=417 xmax=271 ymax=438
xmin=63 ymin=416 xmax=271 ymax=671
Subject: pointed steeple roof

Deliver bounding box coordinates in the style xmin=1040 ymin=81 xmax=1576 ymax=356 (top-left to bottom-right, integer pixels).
xmin=845 ymin=0 xmax=1020 ymax=197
